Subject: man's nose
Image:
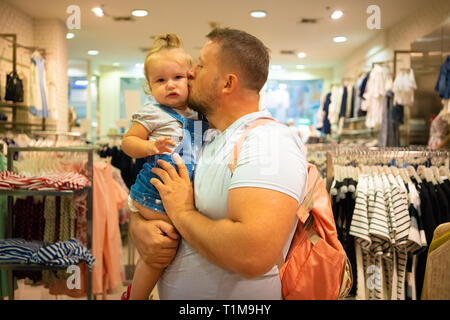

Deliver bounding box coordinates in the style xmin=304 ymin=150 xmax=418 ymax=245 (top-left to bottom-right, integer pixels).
xmin=187 ymin=68 xmax=195 ymax=80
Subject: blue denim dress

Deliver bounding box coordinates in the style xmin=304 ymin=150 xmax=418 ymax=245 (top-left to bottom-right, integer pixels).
xmin=129 ymin=104 xmax=209 ymax=213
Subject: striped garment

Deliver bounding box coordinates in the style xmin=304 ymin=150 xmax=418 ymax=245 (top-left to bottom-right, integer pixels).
xmin=0 ymin=238 xmax=95 ymax=269
xmin=0 ymin=171 xmax=89 ymax=191
xmin=350 ymin=171 xmax=415 ymax=300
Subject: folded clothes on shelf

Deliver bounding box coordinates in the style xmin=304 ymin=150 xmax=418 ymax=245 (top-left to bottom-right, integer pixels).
xmin=0 ymin=238 xmax=95 ymax=269
xmin=0 ymin=171 xmax=90 ymax=191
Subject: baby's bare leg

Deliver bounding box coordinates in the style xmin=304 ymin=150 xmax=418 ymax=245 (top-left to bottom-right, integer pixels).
xmin=132 ymin=200 xmax=172 ymax=223
xmin=129 ymin=200 xmax=174 ymax=300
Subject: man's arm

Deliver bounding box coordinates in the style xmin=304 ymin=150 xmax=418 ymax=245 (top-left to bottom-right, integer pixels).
xmin=150 ymin=155 xmax=298 ymax=279
xmin=172 ymin=187 xmax=297 ymax=279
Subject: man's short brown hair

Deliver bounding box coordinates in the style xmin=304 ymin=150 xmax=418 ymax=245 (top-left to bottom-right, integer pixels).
xmin=206 ymin=28 xmax=270 ymax=92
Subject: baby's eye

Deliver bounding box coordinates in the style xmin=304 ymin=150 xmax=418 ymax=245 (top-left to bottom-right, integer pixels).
xmin=157 ymin=78 xmax=164 ymax=82
xmin=176 ymin=75 xmax=185 ymax=79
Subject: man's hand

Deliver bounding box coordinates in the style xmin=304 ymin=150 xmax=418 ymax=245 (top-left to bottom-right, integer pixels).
xmin=129 ymin=211 xmax=179 ymax=269
xmin=150 ymin=153 xmax=196 ymax=220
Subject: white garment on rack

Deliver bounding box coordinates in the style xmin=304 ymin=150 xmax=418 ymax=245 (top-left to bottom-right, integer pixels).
xmin=29 ymin=51 xmax=50 ymax=118
xmin=363 ymin=65 xmax=386 ymax=128
xmin=393 ymin=69 xmax=417 ymax=106
xmin=316 ymin=93 xmax=327 ymax=129
xmin=328 ymin=86 xmax=343 ymax=126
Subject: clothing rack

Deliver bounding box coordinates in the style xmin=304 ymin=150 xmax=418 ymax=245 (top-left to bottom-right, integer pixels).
xmin=326 ymin=147 xmax=450 ymax=184
xmin=0 ymin=146 xmax=96 ymax=300
xmin=0 ymin=34 xmax=49 ymax=132
xmin=393 ymin=50 xmax=425 ymax=147
xmin=29 ymin=131 xmax=87 ymax=143
xmin=0 ymin=34 xmax=46 ymax=74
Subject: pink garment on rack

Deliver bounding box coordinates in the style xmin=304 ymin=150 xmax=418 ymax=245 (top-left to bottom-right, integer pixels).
xmin=91 ymin=161 xmax=127 ymax=297
xmin=0 ymin=171 xmax=90 ymax=190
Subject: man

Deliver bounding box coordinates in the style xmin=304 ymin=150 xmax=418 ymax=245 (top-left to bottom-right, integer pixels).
xmin=129 ymin=28 xmax=308 ymax=299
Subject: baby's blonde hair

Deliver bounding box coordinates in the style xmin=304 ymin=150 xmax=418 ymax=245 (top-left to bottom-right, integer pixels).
xmin=143 ymin=34 xmax=192 ymax=94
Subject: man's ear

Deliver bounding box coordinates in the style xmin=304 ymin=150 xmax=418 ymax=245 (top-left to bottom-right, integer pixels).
xmin=222 ymin=74 xmax=238 ymax=94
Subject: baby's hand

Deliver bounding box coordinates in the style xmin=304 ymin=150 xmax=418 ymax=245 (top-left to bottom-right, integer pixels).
xmin=152 ymin=137 xmax=176 ymax=154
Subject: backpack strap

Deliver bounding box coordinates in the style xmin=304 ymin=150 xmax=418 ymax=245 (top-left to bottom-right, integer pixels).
xmin=226 ymin=117 xmax=320 ymax=270
xmin=227 ymin=117 xmax=278 ymax=174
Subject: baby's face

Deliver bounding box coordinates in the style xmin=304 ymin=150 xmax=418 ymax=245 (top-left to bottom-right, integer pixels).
xmin=147 ymin=51 xmax=190 ymax=109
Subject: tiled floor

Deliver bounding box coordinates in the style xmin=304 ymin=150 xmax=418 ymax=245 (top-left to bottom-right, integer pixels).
xmin=4 ymin=234 xmax=159 ymax=300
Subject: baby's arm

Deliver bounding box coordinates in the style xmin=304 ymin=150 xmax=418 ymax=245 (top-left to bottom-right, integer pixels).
xmin=122 ymin=122 xmax=176 ymax=158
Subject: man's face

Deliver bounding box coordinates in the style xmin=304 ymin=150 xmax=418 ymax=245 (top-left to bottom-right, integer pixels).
xmin=187 ymin=41 xmax=221 ymax=117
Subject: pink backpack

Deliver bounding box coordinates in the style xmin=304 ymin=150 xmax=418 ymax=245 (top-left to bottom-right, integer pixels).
xmin=228 ymin=118 xmax=353 ymax=300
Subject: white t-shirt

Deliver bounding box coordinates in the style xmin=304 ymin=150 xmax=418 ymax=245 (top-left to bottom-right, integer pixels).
xmin=158 ymin=110 xmax=308 ymax=299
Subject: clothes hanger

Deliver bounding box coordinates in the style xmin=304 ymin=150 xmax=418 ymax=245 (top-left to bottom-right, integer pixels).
xmin=439 ymin=165 xmax=450 ymax=180
xmin=407 ymin=165 xmax=422 ymax=183
xmin=417 ymin=165 xmax=427 ymax=181
xmin=426 ymin=167 xmax=438 ymax=185
xmin=400 ymin=167 xmax=412 ymax=184
xmin=431 ymin=166 xmax=444 ymax=184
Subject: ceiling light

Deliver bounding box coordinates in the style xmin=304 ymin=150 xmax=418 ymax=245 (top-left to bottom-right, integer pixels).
xmin=296 ymin=65 xmax=305 ymax=69
xmin=271 ymin=65 xmax=282 ymax=70
xmin=131 ymin=9 xmax=148 ymax=17
xmin=333 ymin=36 xmax=347 ymax=43
xmin=92 ymin=7 xmax=104 ymax=17
xmin=331 ymin=10 xmax=344 ymax=20
xmin=297 ymin=52 xmax=307 ymax=58
xmin=112 ymin=62 xmax=120 ymax=67
xmin=250 ymin=10 xmax=267 ymax=18
xmin=66 ymin=32 xmax=75 ymax=39
xmin=88 ymin=50 xmax=99 ymax=55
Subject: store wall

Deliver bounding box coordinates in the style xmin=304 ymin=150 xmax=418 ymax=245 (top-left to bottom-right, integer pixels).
xmin=0 ymin=1 xmax=69 ymax=131
xmin=334 ymin=0 xmax=450 ymax=81
xmin=269 ymin=67 xmax=334 ymax=94
xmin=0 ymin=1 xmax=34 ymax=125
xmin=98 ymin=66 xmax=121 ymax=136
xmin=33 ymin=19 xmax=69 ymax=132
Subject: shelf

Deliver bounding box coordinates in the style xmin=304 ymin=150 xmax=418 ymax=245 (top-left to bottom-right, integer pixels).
xmin=0 ymin=103 xmax=29 ymax=109
xmin=8 ymin=146 xmax=99 ymax=153
xmin=0 ymin=122 xmax=43 ymax=127
xmin=0 ymin=263 xmax=68 ymax=271
xmin=344 ymin=117 xmax=366 ymax=123
xmin=340 ymin=129 xmax=377 ymax=136
xmin=0 ymin=187 xmax=90 ymax=197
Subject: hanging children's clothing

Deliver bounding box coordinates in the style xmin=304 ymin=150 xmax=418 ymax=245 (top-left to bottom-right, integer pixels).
xmin=316 ymin=92 xmax=331 ymax=134
xmin=435 ymin=55 xmax=450 ymax=100
xmin=4 ymin=71 xmax=24 ymax=103
xmin=29 ymin=51 xmax=50 ymax=118
xmin=393 ymin=69 xmax=417 ymax=107
xmin=362 ymin=65 xmax=386 ymax=129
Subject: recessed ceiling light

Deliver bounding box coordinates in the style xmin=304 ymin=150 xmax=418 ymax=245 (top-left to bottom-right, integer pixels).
xmin=131 ymin=9 xmax=148 ymax=17
xmin=92 ymin=7 xmax=104 ymax=17
xmin=250 ymin=10 xmax=267 ymax=18
xmin=66 ymin=32 xmax=75 ymax=39
xmin=331 ymin=10 xmax=344 ymax=20
xmin=88 ymin=50 xmax=99 ymax=55
xmin=297 ymin=52 xmax=307 ymax=59
xmin=296 ymin=65 xmax=305 ymax=69
xmin=333 ymin=36 xmax=347 ymax=43
xmin=112 ymin=62 xmax=120 ymax=67
xmin=271 ymin=65 xmax=282 ymax=70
